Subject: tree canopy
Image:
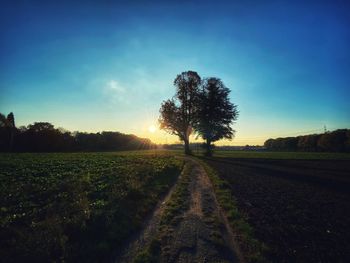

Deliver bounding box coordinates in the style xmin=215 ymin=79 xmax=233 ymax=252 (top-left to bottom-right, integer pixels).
xmin=159 ymin=71 xmax=201 ymax=154
xmin=264 ymin=129 xmax=350 ymax=152
xmin=159 ymin=71 xmax=238 ymax=155
xmin=194 ymin=78 xmax=238 ymax=156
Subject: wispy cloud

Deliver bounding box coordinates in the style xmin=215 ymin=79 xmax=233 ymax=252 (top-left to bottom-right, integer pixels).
xmin=106 ymin=80 xmax=125 ymax=93
xmin=104 ymin=79 xmax=129 ymax=105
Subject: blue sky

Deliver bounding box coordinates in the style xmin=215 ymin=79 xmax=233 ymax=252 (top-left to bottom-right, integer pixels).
xmin=1 ymin=0 xmax=349 ymax=145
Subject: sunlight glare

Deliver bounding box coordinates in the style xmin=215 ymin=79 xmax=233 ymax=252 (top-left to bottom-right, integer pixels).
xmin=148 ymin=125 xmax=157 ymax=133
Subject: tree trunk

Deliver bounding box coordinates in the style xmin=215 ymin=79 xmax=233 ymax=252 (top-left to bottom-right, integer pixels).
xmin=206 ymin=139 xmax=212 ymax=157
xmin=184 ymin=137 xmax=191 ymax=155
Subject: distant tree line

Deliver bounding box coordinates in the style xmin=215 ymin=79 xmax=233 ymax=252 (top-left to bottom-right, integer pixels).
xmin=0 ymin=112 xmax=155 ymax=152
xmin=264 ymin=129 xmax=350 ymax=152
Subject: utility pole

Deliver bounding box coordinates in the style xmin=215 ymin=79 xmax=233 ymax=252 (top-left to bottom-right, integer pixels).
xmin=324 ymin=125 xmax=327 ymax=133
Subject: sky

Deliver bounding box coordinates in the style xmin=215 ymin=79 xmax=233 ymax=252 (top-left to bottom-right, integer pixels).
xmin=1 ymin=0 xmax=349 ymax=145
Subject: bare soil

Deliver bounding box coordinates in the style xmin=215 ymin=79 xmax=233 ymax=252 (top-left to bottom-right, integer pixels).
xmin=116 ymin=158 xmax=240 ymax=263
xmin=204 ymin=157 xmax=350 ymax=262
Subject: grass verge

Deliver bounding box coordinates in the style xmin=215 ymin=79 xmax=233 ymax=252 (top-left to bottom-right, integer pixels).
xmin=196 ymin=157 xmax=268 ymax=263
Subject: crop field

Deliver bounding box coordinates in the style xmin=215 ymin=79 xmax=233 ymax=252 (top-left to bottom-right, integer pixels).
xmin=213 ymin=150 xmax=350 ymax=160
xmin=1 ymin=150 xmax=349 ymax=263
xmin=203 ymin=156 xmax=350 ymax=262
xmin=0 ymin=152 xmax=183 ymax=262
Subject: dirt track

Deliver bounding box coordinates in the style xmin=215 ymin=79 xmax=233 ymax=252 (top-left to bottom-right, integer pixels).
xmin=116 ymin=158 xmax=240 ymax=263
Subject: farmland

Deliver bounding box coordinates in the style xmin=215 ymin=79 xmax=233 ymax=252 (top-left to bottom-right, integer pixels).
xmin=213 ymin=150 xmax=350 ymax=160
xmin=1 ymin=150 xmax=350 ymax=262
xmin=0 ymin=152 xmax=183 ymax=262
xmin=203 ymin=155 xmax=350 ymax=262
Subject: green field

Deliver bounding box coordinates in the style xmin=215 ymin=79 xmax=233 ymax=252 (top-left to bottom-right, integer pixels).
xmin=0 ymin=152 xmax=183 ymax=262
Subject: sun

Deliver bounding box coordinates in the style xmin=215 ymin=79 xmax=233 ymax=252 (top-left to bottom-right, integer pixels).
xmin=148 ymin=125 xmax=157 ymax=133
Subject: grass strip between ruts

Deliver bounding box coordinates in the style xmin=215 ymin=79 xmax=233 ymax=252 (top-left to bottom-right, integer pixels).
xmin=196 ymin=157 xmax=269 ymax=263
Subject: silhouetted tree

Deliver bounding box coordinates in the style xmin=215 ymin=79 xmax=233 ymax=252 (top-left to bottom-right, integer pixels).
xmin=297 ymin=134 xmax=320 ymax=151
xmin=159 ymin=71 xmax=201 ymax=154
xmin=317 ymin=129 xmax=348 ymax=152
xmin=0 ymin=116 xmax=155 ymax=152
xmin=28 ymin=122 xmax=55 ymax=132
xmin=264 ymin=129 xmax=350 ymax=152
xmin=7 ymin=112 xmax=15 ymax=127
xmin=0 ymin=113 xmax=9 ymax=151
xmin=194 ymin=78 xmax=238 ymax=156
xmin=0 ymin=112 xmax=17 ymax=151
xmin=346 ymin=130 xmax=350 ymax=152
xmin=264 ymin=137 xmax=298 ymax=151
xmin=7 ymin=112 xmax=15 ymax=151
xmin=0 ymin=113 xmax=7 ymax=127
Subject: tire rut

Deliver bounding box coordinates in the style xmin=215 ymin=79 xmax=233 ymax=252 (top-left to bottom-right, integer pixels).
xmin=116 ymin=158 xmax=241 ymax=263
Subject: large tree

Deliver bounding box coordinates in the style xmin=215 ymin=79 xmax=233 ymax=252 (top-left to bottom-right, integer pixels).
xmin=194 ymin=78 xmax=238 ymax=156
xmin=159 ymin=71 xmax=201 ymax=154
